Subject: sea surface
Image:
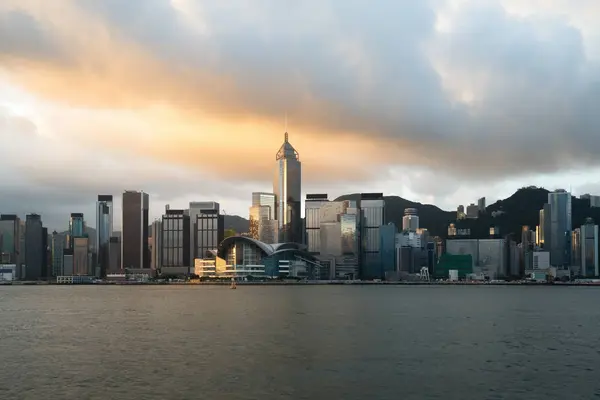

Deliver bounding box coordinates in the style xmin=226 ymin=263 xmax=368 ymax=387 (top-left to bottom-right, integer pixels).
xmin=1 ymin=285 xmax=599 ymax=399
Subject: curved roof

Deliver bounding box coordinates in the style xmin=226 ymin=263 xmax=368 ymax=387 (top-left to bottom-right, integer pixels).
xmin=218 ymin=236 xmax=274 ymax=256
xmin=217 ymin=236 xmax=310 ymax=259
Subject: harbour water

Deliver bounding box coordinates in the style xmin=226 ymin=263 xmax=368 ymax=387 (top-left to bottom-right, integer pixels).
xmin=1 ymin=285 xmax=599 ymax=399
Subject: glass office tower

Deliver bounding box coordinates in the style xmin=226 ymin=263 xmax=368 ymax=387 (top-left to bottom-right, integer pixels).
xmin=273 ymin=132 xmax=302 ymax=243
xmin=122 ymin=190 xmax=150 ymax=270
xmin=96 ymin=195 xmax=113 ymax=277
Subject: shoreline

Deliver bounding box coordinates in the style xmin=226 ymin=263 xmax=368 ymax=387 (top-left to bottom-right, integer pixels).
xmin=2 ymin=281 xmax=598 ymax=287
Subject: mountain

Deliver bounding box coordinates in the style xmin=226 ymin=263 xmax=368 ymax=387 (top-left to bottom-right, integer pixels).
xmin=223 ymin=215 xmax=249 ymax=233
xmin=335 ymin=194 xmax=455 ymax=238
xmin=338 ymin=187 xmax=600 ymax=241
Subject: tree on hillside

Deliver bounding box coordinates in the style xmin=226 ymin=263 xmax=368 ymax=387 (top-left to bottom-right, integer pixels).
xmin=224 ymin=228 xmax=237 ymax=239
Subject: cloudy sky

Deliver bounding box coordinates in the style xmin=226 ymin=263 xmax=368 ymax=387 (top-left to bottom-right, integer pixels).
xmin=1 ymin=0 xmax=600 ymax=231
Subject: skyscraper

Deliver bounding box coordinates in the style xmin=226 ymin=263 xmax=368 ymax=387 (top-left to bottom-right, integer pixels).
xmin=122 ymin=190 xmax=149 ymax=270
xmin=68 ymin=213 xmax=85 ymax=249
xmin=359 ymin=193 xmax=385 ymax=280
xmin=580 ymin=218 xmax=599 ymax=277
xmin=190 ymin=202 xmax=224 ymax=260
xmin=25 ymin=214 xmax=44 ymax=280
xmin=478 ymin=197 xmax=486 ymax=213
xmin=548 ymin=190 xmax=572 ymax=267
xmin=0 ymin=215 xmax=21 ymax=269
xmin=161 ymin=208 xmax=190 ymax=269
xmin=96 ymin=195 xmax=113 ymax=277
xmin=273 ymin=132 xmax=302 ymax=243
xmin=249 ymin=193 xmax=278 ymax=244
xmin=304 ymin=194 xmax=330 ymax=253
xmin=402 ymin=208 xmax=419 ymax=231
xmin=51 ymin=231 xmax=66 ymax=277
xmin=73 ymin=236 xmax=89 ymax=275
xmin=150 ymin=220 xmax=162 ymax=272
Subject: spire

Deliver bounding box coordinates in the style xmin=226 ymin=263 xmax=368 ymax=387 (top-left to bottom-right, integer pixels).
xmin=276 ymin=131 xmax=299 ymax=161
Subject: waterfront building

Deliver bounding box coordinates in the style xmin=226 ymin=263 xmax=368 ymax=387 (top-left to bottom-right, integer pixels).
xmin=548 ymin=190 xmax=572 ymax=267
xmin=0 ymin=215 xmax=21 ymax=276
xmin=190 ymin=202 xmax=224 ymax=260
xmin=73 ymin=236 xmax=89 ymax=275
xmin=68 ymin=213 xmax=85 ymax=249
xmin=402 ymin=208 xmax=419 ymax=231
xmin=161 ymin=207 xmax=191 ymax=273
xmin=96 ymin=195 xmax=113 ymax=277
xmin=446 ymin=238 xmax=508 ymax=279
xmin=51 ymin=231 xmax=66 ymax=277
xmin=62 ymin=249 xmax=74 ymax=276
xmin=24 ymin=214 xmax=45 ymax=280
xmin=249 ymin=193 xmax=278 ymax=244
xmin=195 ymin=204 xmax=224 ymax=260
xmin=216 ymin=236 xmax=317 ymax=279
xmin=304 ymin=194 xmax=330 ymax=253
xmin=359 ymin=193 xmax=385 ymax=280
xmin=150 ymin=220 xmax=162 ymax=272
xmin=108 ymin=237 xmax=120 ymax=274
xmin=580 ymin=219 xmax=599 ymax=277
xmin=273 ymin=132 xmax=302 ymax=243
xmin=380 ymin=223 xmax=398 ymax=278
xmin=121 ymin=190 xmax=149 ymax=270
xmin=571 ymin=228 xmax=581 ymax=273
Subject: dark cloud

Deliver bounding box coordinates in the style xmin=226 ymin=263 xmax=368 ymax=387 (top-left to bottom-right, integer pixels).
xmin=0 ymin=10 xmax=65 ymax=62
xmin=0 ymin=0 xmax=599 ymax=186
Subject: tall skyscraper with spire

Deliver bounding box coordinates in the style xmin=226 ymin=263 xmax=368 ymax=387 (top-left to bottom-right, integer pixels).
xmin=273 ymin=132 xmax=302 ymax=243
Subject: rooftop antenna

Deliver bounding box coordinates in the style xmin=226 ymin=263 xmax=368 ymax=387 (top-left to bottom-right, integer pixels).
xmin=284 ymin=111 xmax=288 ymax=141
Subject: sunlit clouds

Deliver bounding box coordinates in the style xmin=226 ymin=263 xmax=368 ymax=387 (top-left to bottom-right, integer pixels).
xmin=1 ymin=0 xmax=600 ymax=229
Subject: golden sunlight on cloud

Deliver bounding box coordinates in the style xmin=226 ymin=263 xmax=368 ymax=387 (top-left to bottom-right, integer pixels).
xmin=0 ymin=1 xmax=414 ymax=185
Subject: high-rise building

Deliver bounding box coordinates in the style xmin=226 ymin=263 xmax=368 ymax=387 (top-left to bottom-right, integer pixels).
xmin=457 ymin=205 xmax=465 ymax=220
xmin=51 ymin=231 xmax=66 ymax=277
xmin=304 ymin=194 xmax=330 ymax=253
xmin=316 ymin=200 xmax=360 ymax=279
xmin=63 ymin=248 xmax=74 ymax=276
xmin=108 ymin=237 xmax=121 ymax=274
xmin=359 ymin=193 xmax=385 ymax=280
xmin=548 ymin=190 xmax=572 ymax=267
xmin=542 ymin=203 xmax=552 ymax=251
xmin=161 ymin=208 xmax=190 ymax=268
xmin=580 ymin=219 xmax=599 ymax=277
xmin=580 ymin=194 xmax=600 ymax=207
xmin=73 ymin=236 xmax=89 ymax=275
xmin=273 ymin=132 xmax=302 ymax=243
xmin=0 ymin=215 xmax=21 ymax=271
xmin=68 ymin=213 xmax=85 ymax=248
xmin=521 ymin=226 xmax=534 ymax=272
xmin=121 ymin=190 xmax=149 ymax=270
xmin=478 ymin=197 xmax=486 ymax=213
xmin=24 ymin=214 xmax=44 ymax=280
xmin=249 ymin=193 xmax=278 ymax=244
xmin=402 ymin=208 xmax=419 ymax=231
xmin=96 ymin=195 xmax=113 ymax=277
xmin=190 ymin=202 xmax=224 ymax=260
xmin=380 ymin=223 xmax=398 ymax=277
xmin=571 ymin=228 xmax=581 ymax=272
xmin=466 ymin=203 xmax=479 ymax=219
xmin=151 ymin=220 xmax=162 ymax=271
xmin=538 ymin=208 xmax=545 ymax=247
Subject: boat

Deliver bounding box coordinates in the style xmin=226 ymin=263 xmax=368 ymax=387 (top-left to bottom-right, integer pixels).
xmin=230 ymin=277 xmax=237 ymax=289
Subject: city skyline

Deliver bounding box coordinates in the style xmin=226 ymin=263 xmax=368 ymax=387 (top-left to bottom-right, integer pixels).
xmin=2 ymin=1 xmax=600 ymax=230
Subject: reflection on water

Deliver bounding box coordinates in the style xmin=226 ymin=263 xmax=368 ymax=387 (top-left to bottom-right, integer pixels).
xmin=1 ymin=285 xmax=599 ymax=399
